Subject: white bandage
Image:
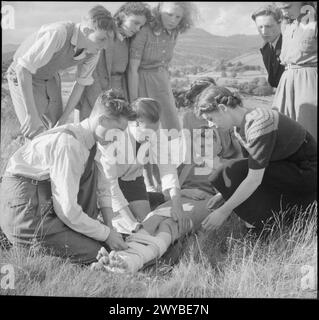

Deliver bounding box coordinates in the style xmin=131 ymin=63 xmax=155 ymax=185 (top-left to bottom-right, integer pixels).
xmin=114 ymin=232 xmax=172 ymax=273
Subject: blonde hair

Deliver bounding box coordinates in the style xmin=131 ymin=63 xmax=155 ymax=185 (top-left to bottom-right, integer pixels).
xmin=150 ymin=2 xmax=199 ymax=34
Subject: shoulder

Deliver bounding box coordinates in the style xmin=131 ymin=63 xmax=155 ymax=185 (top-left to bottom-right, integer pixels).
xmin=38 ymin=21 xmax=69 ymax=38
xmin=244 ymin=108 xmax=279 ymax=143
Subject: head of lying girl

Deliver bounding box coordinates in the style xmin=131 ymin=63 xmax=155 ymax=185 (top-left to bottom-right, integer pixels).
xmin=151 ymin=2 xmax=199 ymax=34
xmin=195 ymin=85 xmax=244 ymax=131
xmin=130 ymin=98 xmax=161 ymax=143
xmin=114 ymin=2 xmax=152 ymax=38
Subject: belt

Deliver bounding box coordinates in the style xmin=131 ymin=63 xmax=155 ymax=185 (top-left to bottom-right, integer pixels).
xmin=285 ymin=63 xmax=317 ymax=70
xmin=3 ymin=174 xmax=50 ymax=185
xmin=139 ymin=65 xmax=168 ymax=72
xmin=111 ymin=72 xmax=125 ymax=76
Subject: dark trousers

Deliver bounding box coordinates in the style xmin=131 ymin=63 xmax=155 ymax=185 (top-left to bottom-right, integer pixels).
xmin=0 ymin=144 xmax=105 ymax=264
xmin=209 ymin=133 xmax=317 ymax=230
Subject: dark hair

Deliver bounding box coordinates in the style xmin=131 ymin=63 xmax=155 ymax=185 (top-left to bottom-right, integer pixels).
xmin=150 ymin=2 xmax=199 ymax=35
xmin=186 ymin=76 xmax=217 ymax=103
xmin=113 ymin=2 xmax=152 ymax=27
xmin=131 ymin=98 xmax=161 ymax=123
xmin=251 ymin=4 xmax=283 ymax=23
xmin=195 ymin=85 xmax=243 ymax=117
xmin=91 ymin=89 xmax=137 ymax=120
xmin=87 ymin=5 xmax=117 ymax=32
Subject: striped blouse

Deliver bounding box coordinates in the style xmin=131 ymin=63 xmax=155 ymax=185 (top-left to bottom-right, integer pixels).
xmin=234 ymin=107 xmax=306 ymax=169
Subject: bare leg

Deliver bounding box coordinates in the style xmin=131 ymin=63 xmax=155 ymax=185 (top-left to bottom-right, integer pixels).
xmin=129 ymin=200 xmax=151 ymax=222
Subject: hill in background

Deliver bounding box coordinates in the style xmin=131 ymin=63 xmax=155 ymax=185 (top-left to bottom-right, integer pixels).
xmin=2 ymin=28 xmax=263 ymax=75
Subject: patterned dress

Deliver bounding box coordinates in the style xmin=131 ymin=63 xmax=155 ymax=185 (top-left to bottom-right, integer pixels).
xmin=209 ymin=107 xmax=317 ymax=230
xmin=130 ymin=24 xmax=180 ymax=131
xmin=272 ymin=17 xmax=317 ymax=141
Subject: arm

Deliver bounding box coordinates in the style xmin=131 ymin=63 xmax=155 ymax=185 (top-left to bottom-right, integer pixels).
xmin=127 ymin=26 xmax=147 ymax=103
xmin=50 ymin=135 xmax=110 ymax=241
xmin=15 ymin=26 xmax=66 ymax=138
xmin=127 ymin=58 xmax=141 ymax=103
xmin=202 ymin=168 xmax=265 ymax=231
xmin=57 ymin=82 xmax=85 ymax=125
xmin=15 ymin=64 xmax=46 ymax=138
xmin=57 ymin=52 xmax=99 ymax=125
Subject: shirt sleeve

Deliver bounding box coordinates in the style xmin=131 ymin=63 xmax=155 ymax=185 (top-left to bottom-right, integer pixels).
xmin=75 ymin=52 xmax=100 ymax=86
xmin=129 ymin=25 xmax=148 ymax=60
xmin=50 ymin=135 xmax=110 ymax=242
xmin=17 ymin=24 xmax=67 ymax=74
xmin=96 ymin=145 xmax=129 ymax=212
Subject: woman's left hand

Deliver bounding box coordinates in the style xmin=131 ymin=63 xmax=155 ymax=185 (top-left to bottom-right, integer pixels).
xmin=201 ymin=208 xmax=230 ymax=231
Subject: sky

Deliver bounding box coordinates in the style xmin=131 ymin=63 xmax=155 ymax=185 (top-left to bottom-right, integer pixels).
xmin=2 ymin=1 xmax=272 ymax=44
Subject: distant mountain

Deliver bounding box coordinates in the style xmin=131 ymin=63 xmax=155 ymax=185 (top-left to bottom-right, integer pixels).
xmin=173 ymin=28 xmax=263 ymax=66
xmin=1 ymin=29 xmax=264 ymax=73
xmin=228 ymin=50 xmax=265 ymax=68
xmin=2 ymin=43 xmax=19 ymax=54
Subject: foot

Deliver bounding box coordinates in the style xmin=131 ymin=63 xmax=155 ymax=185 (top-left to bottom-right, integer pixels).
xmin=91 ymin=247 xmax=129 ymax=273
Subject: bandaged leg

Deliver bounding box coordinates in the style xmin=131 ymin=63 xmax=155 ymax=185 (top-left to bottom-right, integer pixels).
xmin=93 ymin=230 xmax=172 ymax=273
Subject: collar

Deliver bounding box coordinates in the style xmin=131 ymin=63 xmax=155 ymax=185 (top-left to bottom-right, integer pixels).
xmin=77 ymin=119 xmax=96 ymax=150
xmin=71 ymin=23 xmax=81 ymax=47
xmin=154 ymin=27 xmax=173 ymax=37
xmin=269 ymin=34 xmax=280 ymax=49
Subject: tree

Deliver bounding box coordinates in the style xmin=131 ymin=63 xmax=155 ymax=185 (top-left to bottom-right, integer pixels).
xmin=221 ymin=70 xmax=227 ymax=77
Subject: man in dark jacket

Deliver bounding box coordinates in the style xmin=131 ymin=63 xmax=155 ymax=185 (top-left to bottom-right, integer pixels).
xmin=252 ymin=5 xmax=285 ymax=88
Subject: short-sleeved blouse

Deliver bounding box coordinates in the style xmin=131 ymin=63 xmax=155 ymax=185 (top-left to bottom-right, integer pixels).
xmin=234 ymin=107 xmax=306 ymax=169
xmin=130 ymin=24 xmax=177 ymax=70
xmin=280 ymin=19 xmax=317 ymax=66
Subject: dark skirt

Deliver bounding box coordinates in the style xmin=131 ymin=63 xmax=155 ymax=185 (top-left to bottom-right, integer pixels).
xmin=209 ymin=132 xmax=317 ymax=230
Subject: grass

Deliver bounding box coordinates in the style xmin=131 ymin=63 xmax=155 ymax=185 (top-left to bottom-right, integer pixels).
xmin=0 ymin=81 xmax=317 ymax=298
xmin=1 ymin=206 xmax=317 ymax=297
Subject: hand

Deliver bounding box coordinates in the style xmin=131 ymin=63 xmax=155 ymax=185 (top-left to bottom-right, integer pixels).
xmin=206 ymin=193 xmax=224 ymax=211
xmin=171 ymin=207 xmax=192 ymax=236
xmin=105 ymin=229 xmax=128 ymax=251
xmin=201 ymin=208 xmax=230 ymax=231
xmin=20 ymin=114 xmax=46 ymax=139
xmin=181 ymin=188 xmax=210 ymax=200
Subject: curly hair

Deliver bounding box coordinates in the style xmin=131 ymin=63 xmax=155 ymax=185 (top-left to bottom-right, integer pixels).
xmin=185 ymin=76 xmax=217 ymax=103
xmin=150 ymin=2 xmax=199 ymax=35
xmin=92 ymin=89 xmax=137 ymax=120
xmin=113 ymin=2 xmax=152 ymax=27
xmin=194 ymin=85 xmax=243 ymax=117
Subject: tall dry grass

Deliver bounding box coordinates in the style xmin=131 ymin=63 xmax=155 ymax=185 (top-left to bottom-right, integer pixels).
xmin=1 ymin=205 xmax=317 ymax=297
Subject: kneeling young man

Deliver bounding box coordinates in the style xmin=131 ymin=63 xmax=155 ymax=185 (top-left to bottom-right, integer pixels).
xmin=0 ymin=90 xmax=136 ymax=264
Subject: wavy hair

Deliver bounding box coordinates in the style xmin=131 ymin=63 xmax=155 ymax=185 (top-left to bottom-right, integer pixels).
xmin=195 ymin=85 xmax=243 ymax=117
xmin=113 ymin=2 xmax=152 ymax=28
xmin=150 ymin=2 xmax=199 ymax=35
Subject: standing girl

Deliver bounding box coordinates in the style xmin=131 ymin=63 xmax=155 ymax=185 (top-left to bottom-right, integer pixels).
xmin=75 ymin=2 xmax=152 ymax=121
xmin=273 ymin=2 xmax=317 ymax=140
xmin=128 ymin=2 xmax=198 ymax=190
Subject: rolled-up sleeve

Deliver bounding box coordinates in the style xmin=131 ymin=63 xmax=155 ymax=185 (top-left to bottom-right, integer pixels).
xmin=50 ymin=135 xmax=110 ymax=242
xmin=96 ymin=145 xmax=129 ymax=212
xmin=17 ymin=25 xmax=67 ymax=74
xmin=75 ymin=52 xmax=99 ymax=86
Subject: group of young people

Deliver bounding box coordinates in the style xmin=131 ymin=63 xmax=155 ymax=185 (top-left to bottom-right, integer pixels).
xmin=0 ymin=2 xmax=317 ymax=273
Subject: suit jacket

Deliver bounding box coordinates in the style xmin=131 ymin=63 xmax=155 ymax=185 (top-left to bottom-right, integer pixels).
xmin=260 ymin=34 xmax=285 ymax=88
